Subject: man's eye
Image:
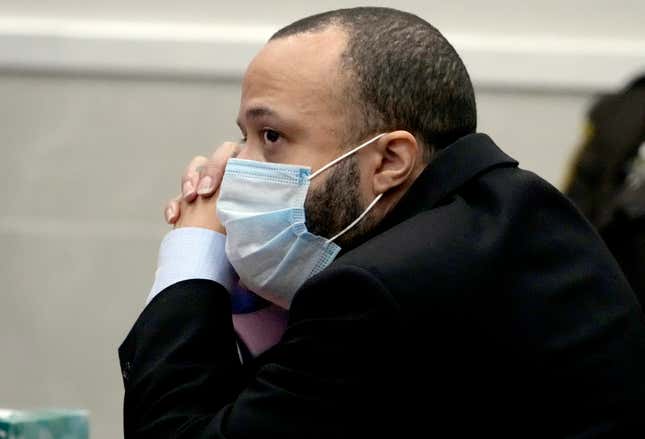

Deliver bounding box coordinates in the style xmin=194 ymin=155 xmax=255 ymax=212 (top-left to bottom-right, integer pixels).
xmin=263 ymin=129 xmax=281 ymax=143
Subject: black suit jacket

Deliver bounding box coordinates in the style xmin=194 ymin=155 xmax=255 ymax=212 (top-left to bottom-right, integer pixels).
xmin=120 ymin=133 xmax=645 ymax=438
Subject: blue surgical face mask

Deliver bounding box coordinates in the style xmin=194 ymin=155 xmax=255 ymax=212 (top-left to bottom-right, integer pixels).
xmin=216 ymin=133 xmax=385 ymax=309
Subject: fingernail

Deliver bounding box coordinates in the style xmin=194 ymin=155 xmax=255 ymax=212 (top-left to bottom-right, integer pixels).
xmin=197 ymin=176 xmax=213 ymax=195
xmin=165 ymin=206 xmax=176 ymax=223
xmin=182 ymin=180 xmax=194 ymax=198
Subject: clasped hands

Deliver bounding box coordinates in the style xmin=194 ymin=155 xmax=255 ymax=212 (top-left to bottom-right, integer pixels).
xmin=164 ymin=142 xmax=241 ymax=232
xmin=160 ymin=141 xmax=289 ymax=355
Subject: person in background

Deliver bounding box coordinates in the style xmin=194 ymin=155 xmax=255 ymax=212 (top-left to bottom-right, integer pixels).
xmin=565 ymin=74 xmax=645 ymax=305
xmin=119 ymin=8 xmax=645 ymax=438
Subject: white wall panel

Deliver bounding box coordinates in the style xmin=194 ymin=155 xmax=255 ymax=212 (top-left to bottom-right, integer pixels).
xmin=1 ymin=0 xmax=644 ymax=40
xmin=0 ymin=2 xmax=643 ymax=438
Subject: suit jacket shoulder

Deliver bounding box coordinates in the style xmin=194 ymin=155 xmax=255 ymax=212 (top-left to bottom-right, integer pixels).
xmin=315 ymin=134 xmax=645 ymax=436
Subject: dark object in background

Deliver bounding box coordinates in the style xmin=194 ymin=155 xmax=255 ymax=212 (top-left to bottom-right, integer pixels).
xmin=565 ymin=74 xmax=645 ymax=305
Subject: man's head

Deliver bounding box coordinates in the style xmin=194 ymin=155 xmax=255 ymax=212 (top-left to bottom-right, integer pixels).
xmin=236 ymin=7 xmax=476 ymax=248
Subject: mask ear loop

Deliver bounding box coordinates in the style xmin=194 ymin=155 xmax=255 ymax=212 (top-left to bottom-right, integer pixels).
xmin=329 ymin=193 xmax=383 ymax=242
xmin=306 ymin=132 xmax=387 ymax=242
xmin=308 ymin=133 xmax=387 ymax=181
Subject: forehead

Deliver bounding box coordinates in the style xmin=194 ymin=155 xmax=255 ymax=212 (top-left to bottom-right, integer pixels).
xmin=240 ymin=27 xmax=348 ymax=120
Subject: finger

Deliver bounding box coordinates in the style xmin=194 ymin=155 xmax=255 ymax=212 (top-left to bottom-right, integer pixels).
xmin=164 ymin=195 xmax=181 ymax=224
xmin=182 ymin=155 xmax=209 ymax=202
xmin=196 ymin=142 xmax=242 ymax=197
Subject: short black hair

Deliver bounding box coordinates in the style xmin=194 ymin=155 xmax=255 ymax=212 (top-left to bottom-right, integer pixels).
xmin=271 ymin=7 xmax=477 ymax=160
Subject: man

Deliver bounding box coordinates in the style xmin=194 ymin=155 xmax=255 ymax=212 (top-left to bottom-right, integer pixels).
xmin=119 ymin=7 xmax=645 ymax=438
xmin=565 ymin=74 xmax=645 ymax=305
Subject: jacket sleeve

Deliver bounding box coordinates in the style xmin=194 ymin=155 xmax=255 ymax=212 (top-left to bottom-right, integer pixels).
xmin=118 ymin=265 xmax=401 ymax=438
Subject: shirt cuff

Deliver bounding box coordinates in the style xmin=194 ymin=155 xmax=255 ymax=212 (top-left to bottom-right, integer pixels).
xmin=147 ymin=227 xmax=236 ymax=305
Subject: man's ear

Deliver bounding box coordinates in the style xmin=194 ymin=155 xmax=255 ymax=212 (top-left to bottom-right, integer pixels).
xmin=371 ymin=130 xmax=421 ymax=195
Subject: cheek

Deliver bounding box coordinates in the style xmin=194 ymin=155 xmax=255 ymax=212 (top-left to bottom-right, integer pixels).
xmin=306 ymin=174 xmax=326 ymax=193
xmin=285 ymin=150 xmax=331 ymax=169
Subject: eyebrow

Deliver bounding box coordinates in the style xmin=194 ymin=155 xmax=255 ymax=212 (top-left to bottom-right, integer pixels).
xmin=237 ymin=106 xmax=279 ymax=128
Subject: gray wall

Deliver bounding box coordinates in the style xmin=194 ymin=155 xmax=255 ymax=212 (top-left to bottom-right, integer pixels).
xmin=1 ymin=2 xmax=643 ymax=438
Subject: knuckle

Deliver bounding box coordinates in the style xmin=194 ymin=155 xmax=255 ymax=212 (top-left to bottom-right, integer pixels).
xmin=221 ymin=141 xmax=237 ymax=150
xmin=213 ymin=142 xmax=240 ymax=159
xmin=183 ymin=156 xmax=208 ymax=182
xmin=185 ymin=155 xmax=208 ymax=171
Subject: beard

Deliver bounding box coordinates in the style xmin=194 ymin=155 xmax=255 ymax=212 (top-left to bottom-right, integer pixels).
xmin=304 ymin=154 xmax=376 ymax=249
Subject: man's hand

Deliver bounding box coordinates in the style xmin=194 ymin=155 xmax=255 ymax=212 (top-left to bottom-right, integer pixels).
xmin=164 ymin=142 xmax=241 ymax=233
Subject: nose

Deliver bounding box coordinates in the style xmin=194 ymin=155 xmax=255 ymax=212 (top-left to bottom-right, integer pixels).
xmin=235 ymin=143 xmax=264 ymax=161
